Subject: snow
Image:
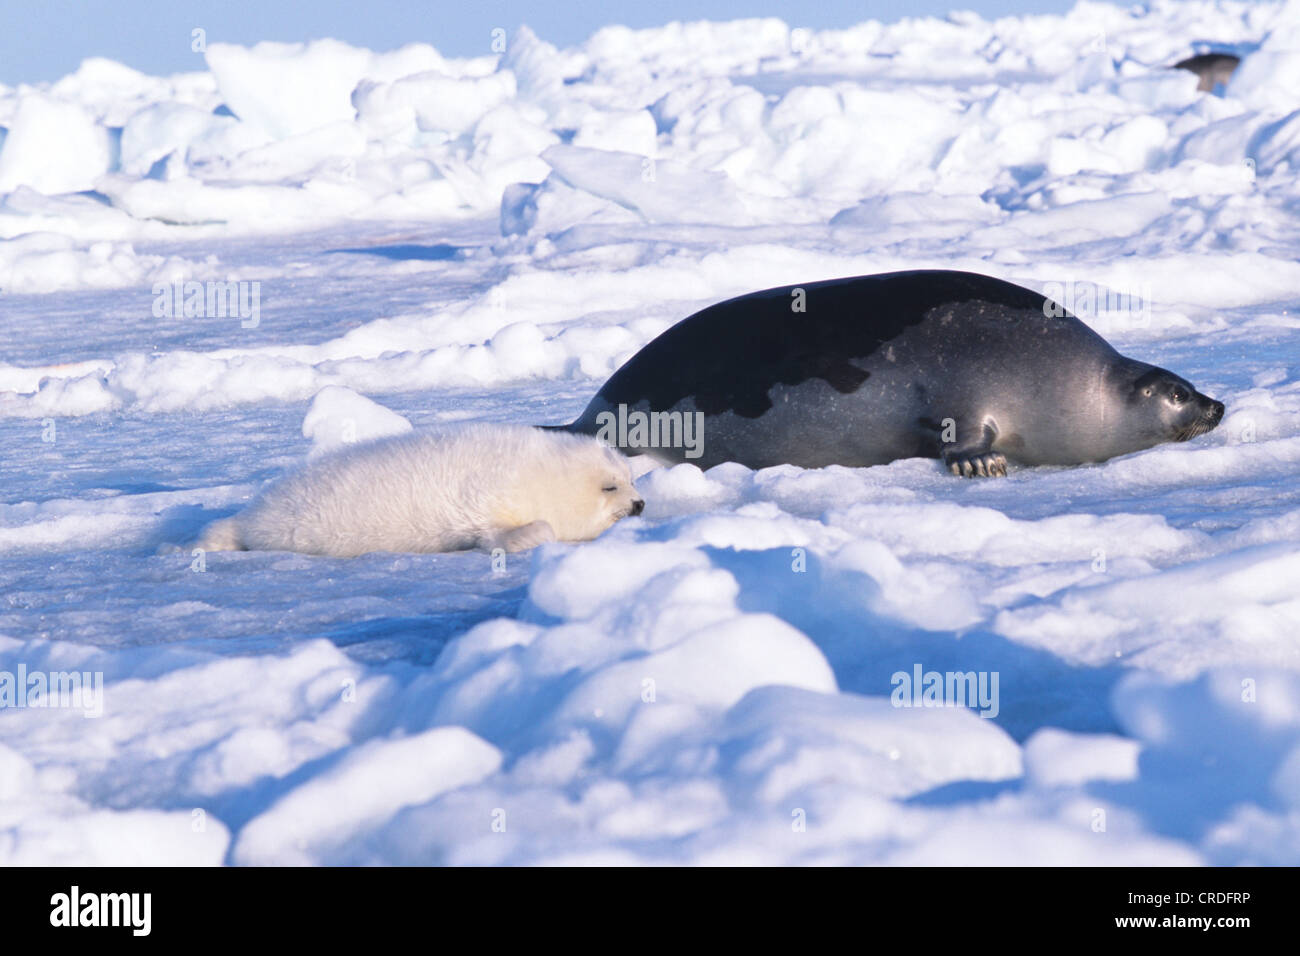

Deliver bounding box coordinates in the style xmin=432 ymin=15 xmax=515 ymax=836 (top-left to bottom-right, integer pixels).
xmin=301 ymin=385 xmax=414 ymax=459
xmin=0 ymin=94 xmax=113 ymax=196
xmin=1 ymin=0 xmax=1299 ymax=865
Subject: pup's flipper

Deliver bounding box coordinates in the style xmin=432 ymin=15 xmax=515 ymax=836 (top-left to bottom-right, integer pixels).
xmin=192 ymin=517 xmax=245 ymax=552
xmin=484 ymin=520 xmax=556 ymax=553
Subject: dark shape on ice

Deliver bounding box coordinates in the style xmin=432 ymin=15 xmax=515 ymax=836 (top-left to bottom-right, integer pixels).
xmin=326 ymin=243 xmax=464 ymax=262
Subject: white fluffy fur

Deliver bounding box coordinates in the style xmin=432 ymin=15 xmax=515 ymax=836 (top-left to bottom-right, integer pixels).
xmin=193 ymin=424 xmax=642 ymax=557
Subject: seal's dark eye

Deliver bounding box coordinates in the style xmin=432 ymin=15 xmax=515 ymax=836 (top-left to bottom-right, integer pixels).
xmin=1170 ymin=387 xmax=1188 ymax=404
xmin=602 ymin=485 xmax=617 ymax=493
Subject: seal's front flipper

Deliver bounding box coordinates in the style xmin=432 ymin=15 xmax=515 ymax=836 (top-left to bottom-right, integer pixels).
xmin=192 ymin=517 xmax=245 ymax=551
xmin=486 ymin=520 xmax=557 ymax=553
xmin=946 ymin=451 xmax=1008 ymax=478
xmin=942 ymin=420 xmax=1008 ymax=478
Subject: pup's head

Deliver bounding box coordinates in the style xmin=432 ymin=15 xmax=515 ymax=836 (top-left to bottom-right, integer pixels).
xmin=531 ymin=433 xmax=644 ymax=541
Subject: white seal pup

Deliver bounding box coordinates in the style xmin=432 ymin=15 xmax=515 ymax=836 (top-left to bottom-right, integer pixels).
xmin=193 ymin=424 xmax=644 ymax=557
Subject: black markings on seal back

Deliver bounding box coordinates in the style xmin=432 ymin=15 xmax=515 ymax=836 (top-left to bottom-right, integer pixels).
xmin=593 ymin=270 xmax=1046 ymax=420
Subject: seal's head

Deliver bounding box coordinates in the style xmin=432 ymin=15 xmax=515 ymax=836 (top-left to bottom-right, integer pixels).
xmin=589 ymin=441 xmax=645 ymax=524
xmin=1126 ymin=367 xmax=1225 ymax=444
xmin=523 ymin=432 xmax=645 ymax=542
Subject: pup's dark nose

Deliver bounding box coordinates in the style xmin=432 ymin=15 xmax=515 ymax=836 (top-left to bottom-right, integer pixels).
xmin=630 ymin=499 xmax=645 ymax=516
xmin=1208 ymin=399 xmax=1225 ymax=423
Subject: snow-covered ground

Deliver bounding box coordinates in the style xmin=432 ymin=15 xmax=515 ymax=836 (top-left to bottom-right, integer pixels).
xmin=2 ymin=0 xmax=1300 ymax=865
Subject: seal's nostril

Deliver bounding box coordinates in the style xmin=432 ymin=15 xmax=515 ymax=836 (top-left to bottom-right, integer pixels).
xmin=631 ymin=499 xmax=645 ymax=516
xmin=1211 ymin=400 xmax=1225 ymax=421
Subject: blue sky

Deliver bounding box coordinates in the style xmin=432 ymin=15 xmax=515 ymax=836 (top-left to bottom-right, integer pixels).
xmin=1 ymin=0 xmax=1076 ymax=85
